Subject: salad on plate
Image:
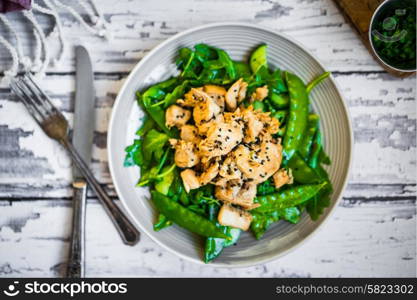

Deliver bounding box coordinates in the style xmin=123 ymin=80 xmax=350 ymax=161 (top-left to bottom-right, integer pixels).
xmin=124 ymin=44 xmax=332 ymax=263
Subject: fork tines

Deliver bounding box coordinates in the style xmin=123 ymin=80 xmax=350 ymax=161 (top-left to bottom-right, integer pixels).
xmin=10 ymin=73 xmax=63 ymax=126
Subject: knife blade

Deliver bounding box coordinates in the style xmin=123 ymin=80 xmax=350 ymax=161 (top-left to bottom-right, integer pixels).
xmin=73 ymin=45 xmax=95 ymax=177
xmin=67 ymin=45 xmax=95 ymax=278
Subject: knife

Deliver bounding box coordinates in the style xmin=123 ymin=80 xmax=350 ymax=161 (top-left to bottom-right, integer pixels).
xmin=66 ymin=45 xmax=96 ymax=278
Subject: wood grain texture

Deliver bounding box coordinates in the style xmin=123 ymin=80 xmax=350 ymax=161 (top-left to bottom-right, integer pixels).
xmin=0 ymin=199 xmax=414 ymax=277
xmin=0 ymin=0 xmax=394 ymax=75
xmin=0 ymin=0 xmax=415 ymax=277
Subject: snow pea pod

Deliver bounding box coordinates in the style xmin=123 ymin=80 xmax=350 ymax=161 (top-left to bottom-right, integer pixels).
xmin=249 ymin=44 xmax=267 ymax=73
xmin=251 ymin=207 xmax=301 ymax=239
xmin=287 ymin=152 xmax=321 ymax=184
xmin=308 ymin=129 xmax=322 ymax=169
xmin=253 ymin=182 xmax=326 ymax=213
xmin=282 ymin=72 xmax=309 ymax=160
xmin=269 ymin=93 xmax=289 ymax=109
xmin=151 ymin=191 xmax=229 ymax=239
xmin=251 ymin=211 xmax=280 ymax=240
xmin=153 ymin=214 xmax=172 ymax=231
xmin=298 ymin=114 xmax=320 ymax=159
xmin=306 ymin=71 xmax=330 ymax=94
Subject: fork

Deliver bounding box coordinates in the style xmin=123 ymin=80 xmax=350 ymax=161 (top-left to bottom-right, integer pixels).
xmin=10 ymin=73 xmax=140 ymax=246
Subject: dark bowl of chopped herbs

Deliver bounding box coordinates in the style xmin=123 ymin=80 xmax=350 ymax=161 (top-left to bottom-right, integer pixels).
xmin=369 ymin=0 xmax=416 ymax=72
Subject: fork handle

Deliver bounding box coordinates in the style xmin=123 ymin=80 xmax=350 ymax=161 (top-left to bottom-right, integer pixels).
xmin=61 ymin=138 xmax=140 ymax=246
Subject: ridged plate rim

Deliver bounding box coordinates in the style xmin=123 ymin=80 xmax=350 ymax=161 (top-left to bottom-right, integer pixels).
xmin=108 ymin=22 xmax=354 ymax=268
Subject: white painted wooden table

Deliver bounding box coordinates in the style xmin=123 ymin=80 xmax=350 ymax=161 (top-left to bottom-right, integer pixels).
xmin=0 ymin=0 xmax=415 ymax=277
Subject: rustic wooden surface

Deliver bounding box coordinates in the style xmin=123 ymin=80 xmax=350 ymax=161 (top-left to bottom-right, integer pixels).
xmin=0 ymin=0 xmax=415 ymax=277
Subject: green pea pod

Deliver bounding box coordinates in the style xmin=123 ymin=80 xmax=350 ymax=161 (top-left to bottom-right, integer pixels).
xmin=251 ymin=207 xmax=301 ymax=239
xmin=153 ymin=214 xmax=173 ymax=231
xmin=251 ymin=211 xmax=280 ymax=240
xmin=306 ymin=71 xmax=330 ymax=94
xmin=308 ymin=130 xmax=322 ymax=169
xmin=269 ymin=93 xmax=289 ymax=109
xmin=282 ymin=72 xmax=309 ymax=160
xmin=287 ymin=152 xmax=321 ymax=184
xmin=253 ymin=182 xmax=327 ymax=213
xmin=298 ymin=114 xmax=320 ymax=159
xmin=151 ymin=191 xmax=229 ymax=239
xmin=249 ymin=44 xmax=267 ymax=73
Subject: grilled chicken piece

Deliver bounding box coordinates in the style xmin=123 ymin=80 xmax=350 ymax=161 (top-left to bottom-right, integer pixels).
xmin=199 ymin=161 xmax=220 ymax=185
xmin=236 ymin=182 xmax=260 ymax=209
xmin=218 ymin=204 xmax=252 ymax=231
xmin=193 ymin=96 xmax=221 ymax=125
xmin=241 ymin=106 xmax=264 ymax=143
xmin=177 ymin=88 xmax=207 ymax=107
xmin=165 ymin=105 xmax=191 ymax=128
xmin=225 ymin=78 xmax=248 ymax=111
xmin=273 ymin=168 xmax=293 ymax=189
xmin=257 ymin=111 xmax=280 ymax=135
xmin=170 ymin=140 xmax=199 ymax=168
xmin=215 ymin=179 xmax=259 ymax=210
xmin=250 ymin=85 xmax=269 ymax=102
xmin=219 ymin=155 xmax=242 ymax=181
xmin=180 ymin=125 xmax=199 ymax=143
xmin=240 ymin=106 xmax=280 ymax=143
xmin=196 ymin=114 xmax=224 ymax=136
xmin=180 ymin=169 xmax=201 ymax=193
xmin=214 ymin=179 xmax=242 ymax=203
xmin=203 ymin=85 xmax=226 ymax=110
xmin=234 ymin=141 xmax=282 ymax=184
xmin=199 ymin=120 xmax=243 ymax=158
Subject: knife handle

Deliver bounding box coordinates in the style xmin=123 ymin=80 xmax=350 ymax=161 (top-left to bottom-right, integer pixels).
xmin=61 ymin=138 xmax=140 ymax=246
xmin=67 ymin=180 xmax=87 ymax=278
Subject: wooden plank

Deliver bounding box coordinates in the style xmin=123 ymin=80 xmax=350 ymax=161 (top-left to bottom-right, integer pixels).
xmin=0 ymin=72 xmax=414 ymax=198
xmin=0 ymin=0 xmax=388 ymax=74
xmin=0 ymin=199 xmax=414 ymax=277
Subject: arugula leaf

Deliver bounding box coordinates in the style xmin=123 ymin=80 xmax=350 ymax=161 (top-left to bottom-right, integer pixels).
xmin=163 ymin=80 xmax=189 ymax=108
xmin=155 ymin=165 xmax=176 ymax=195
xmin=142 ymin=129 xmax=169 ymax=162
xmin=136 ymin=115 xmax=156 ymax=137
xmin=124 ymin=139 xmax=144 ymax=167
xmin=256 ymin=178 xmax=276 ymax=196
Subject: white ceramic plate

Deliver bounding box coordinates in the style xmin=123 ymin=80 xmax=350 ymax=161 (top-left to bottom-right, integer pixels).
xmin=108 ymin=23 xmax=353 ymax=267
